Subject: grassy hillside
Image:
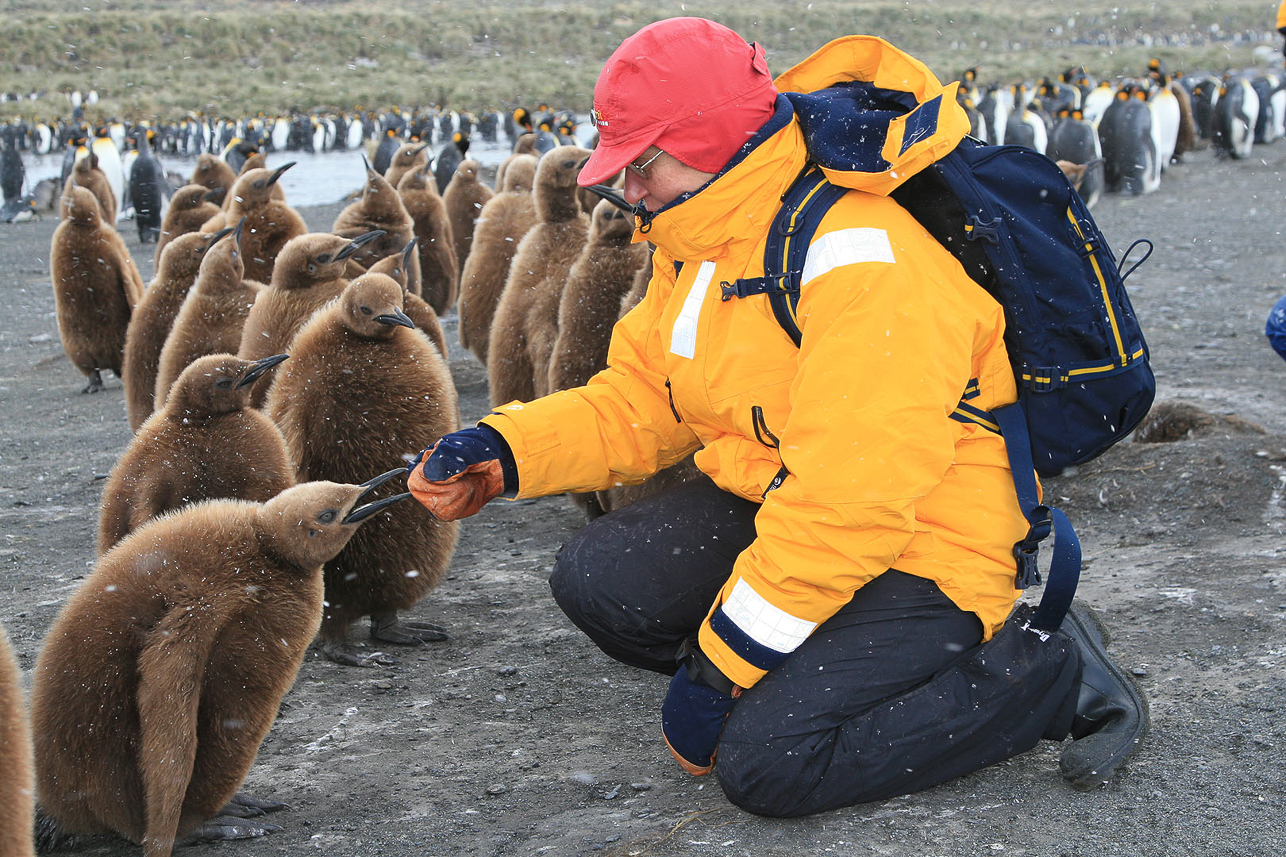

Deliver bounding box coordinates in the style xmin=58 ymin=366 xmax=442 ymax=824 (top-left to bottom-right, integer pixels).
xmin=0 ymin=0 xmax=1277 ymax=123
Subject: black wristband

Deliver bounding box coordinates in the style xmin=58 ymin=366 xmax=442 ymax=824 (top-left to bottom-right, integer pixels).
xmin=678 ymin=638 xmax=738 ymax=696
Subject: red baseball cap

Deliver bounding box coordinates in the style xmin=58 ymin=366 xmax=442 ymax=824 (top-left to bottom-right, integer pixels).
xmin=577 ymin=17 xmax=779 ymax=187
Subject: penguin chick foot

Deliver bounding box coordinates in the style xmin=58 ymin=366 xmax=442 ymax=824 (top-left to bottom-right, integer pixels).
xmin=322 ymin=639 xmax=401 ymax=667
xmin=82 ymin=370 xmax=105 ymax=394
xmin=179 ymin=816 xmax=283 ymax=844
xmin=370 ymin=613 xmax=449 ymax=644
xmin=217 ymin=792 xmax=290 ymax=818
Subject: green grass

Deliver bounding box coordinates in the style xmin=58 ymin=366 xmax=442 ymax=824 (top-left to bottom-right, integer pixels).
xmin=0 ymin=0 xmax=1277 ymax=124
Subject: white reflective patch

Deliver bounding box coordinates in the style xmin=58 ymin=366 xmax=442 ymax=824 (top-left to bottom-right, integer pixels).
xmin=722 ymin=578 xmax=818 ymax=654
xmin=669 ymin=260 xmax=716 ymax=359
xmin=801 ymin=228 xmax=894 ymax=287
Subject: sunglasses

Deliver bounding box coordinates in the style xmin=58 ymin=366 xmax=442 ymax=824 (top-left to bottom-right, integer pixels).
xmin=627 ymin=148 xmax=665 ymax=177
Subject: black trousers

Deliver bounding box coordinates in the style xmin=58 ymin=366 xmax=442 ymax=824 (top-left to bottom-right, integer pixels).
xmin=550 ymin=476 xmax=1082 ymax=817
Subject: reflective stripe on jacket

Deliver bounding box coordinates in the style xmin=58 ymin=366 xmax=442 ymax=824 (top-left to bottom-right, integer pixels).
xmin=483 ymin=37 xmax=1029 ymax=689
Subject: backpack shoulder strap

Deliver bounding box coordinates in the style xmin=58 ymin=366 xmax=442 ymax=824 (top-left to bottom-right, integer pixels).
xmin=720 ymin=165 xmax=848 ymax=346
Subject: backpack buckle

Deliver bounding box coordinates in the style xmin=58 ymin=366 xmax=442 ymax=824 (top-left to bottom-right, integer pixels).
xmin=965 ymin=214 xmax=1001 ymax=244
xmin=721 ymin=276 xmax=796 ymax=301
xmin=1012 ymin=506 xmax=1052 ymax=589
xmin=1027 ymin=368 xmax=1063 ymax=392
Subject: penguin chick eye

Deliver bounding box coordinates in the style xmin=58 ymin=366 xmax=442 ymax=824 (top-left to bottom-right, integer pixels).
xmin=360 ymin=306 xmax=373 ymax=316
xmin=253 ymin=180 xmax=265 ymax=189
xmin=316 ymin=253 xmax=332 ymax=264
xmin=215 ymin=378 xmax=234 ymax=390
xmin=307 ymin=263 xmax=316 ymax=274
xmin=317 ymin=510 xmax=337 ymax=524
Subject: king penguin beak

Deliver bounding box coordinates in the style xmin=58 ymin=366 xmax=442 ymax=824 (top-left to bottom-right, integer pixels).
xmin=401 ymin=237 xmax=419 ymax=265
xmin=265 ymin=162 xmax=295 ymax=186
xmin=585 ymin=184 xmax=637 ymax=214
xmin=341 ymin=468 xmax=412 ymax=524
xmin=335 ymin=229 xmax=385 ymax=261
xmin=342 ymin=491 xmax=412 ymax=525
xmin=374 ymin=308 xmax=416 ymax=329
xmin=236 ymin=353 xmax=289 ymax=388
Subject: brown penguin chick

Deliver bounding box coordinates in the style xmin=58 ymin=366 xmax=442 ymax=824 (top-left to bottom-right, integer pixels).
xmin=457 ymin=154 xmax=538 ymax=364
xmin=442 ymin=159 xmax=495 ymax=284
xmin=124 ymin=229 xmax=231 ymax=431
xmin=154 ymin=221 xmax=262 ymax=406
xmin=265 ymin=274 xmax=460 ymax=666
xmin=487 ymin=147 xmax=591 ymax=407
xmin=1170 ymin=79 xmax=1197 ymax=160
xmin=511 ymin=132 xmax=538 ymax=158
xmin=0 ymin=625 xmax=35 ymax=857
xmin=154 ymin=184 xmax=225 ymax=265
xmin=397 ymin=163 xmax=457 ymax=311
xmin=50 ymin=186 xmax=146 ymax=393
xmin=383 ymin=141 xmax=431 ymax=191
xmin=32 ymin=475 xmax=410 ymax=856
xmin=61 ymin=147 xmax=117 ymax=225
xmin=99 ymin=352 xmax=295 ymax=554
xmin=367 ymin=238 xmax=447 ymax=358
xmin=190 ymin=153 xmax=236 ymax=195
xmin=333 ymin=158 xmax=423 ymax=294
xmin=224 ymin=163 xmax=307 ymax=284
xmin=548 ymin=197 xmax=647 ymax=394
xmin=237 ymin=230 xmax=383 ymax=409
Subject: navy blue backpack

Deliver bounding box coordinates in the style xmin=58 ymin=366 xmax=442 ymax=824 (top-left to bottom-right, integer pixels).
xmin=723 ymin=124 xmax=1154 ymax=632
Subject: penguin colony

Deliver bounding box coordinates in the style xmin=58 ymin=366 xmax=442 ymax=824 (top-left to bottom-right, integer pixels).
xmin=12 ymin=50 xmax=1285 ymax=849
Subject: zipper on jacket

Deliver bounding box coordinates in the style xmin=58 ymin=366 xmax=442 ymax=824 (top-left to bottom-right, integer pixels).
xmin=665 ymin=379 xmax=682 ymax=422
xmin=751 ymin=405 xmax=780 ymax=448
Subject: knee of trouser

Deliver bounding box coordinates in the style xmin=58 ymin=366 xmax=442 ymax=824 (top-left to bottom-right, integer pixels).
xmin=548 ymin=531 xmax=608 ymax=629
xmin=715 ymin=741 xmax=825 ymax=818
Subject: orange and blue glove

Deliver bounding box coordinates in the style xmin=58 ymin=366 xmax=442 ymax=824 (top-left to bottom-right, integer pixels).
xmin=661 ymin=640 xmax=741 ymax=775
xmin=407 ymin=426 xmax=517 ymax=520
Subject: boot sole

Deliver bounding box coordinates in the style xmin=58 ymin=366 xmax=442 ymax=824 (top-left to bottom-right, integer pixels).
xmin=1058 ymin=602 xmax=1150 ymax=790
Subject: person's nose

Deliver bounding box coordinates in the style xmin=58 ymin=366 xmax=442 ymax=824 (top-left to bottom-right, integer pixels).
xmin=622 ymin=170 xmax=647 ymax=206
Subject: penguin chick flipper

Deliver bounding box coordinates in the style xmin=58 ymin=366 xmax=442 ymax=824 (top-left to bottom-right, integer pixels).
xmin=177 ymin=816 xmax=283 ymax=844
xmin=217 ymin=792 xmax=291 ymax=818
xmin=370 ymin=612 xmax=449 ymax=644
xmin=321 ymin=639 xmax=401 ymax=668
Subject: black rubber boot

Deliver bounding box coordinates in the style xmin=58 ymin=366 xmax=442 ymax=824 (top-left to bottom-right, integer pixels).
xmin=1057 ymin=601 xmax=1149 ymax=790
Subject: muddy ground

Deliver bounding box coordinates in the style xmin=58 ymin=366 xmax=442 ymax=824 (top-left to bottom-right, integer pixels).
xmin=2 ymin=136 xmax=1286 ymax=857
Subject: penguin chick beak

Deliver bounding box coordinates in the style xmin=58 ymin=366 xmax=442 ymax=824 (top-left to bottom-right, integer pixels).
xmin=585 ymin=184 xmax=637 ymax=215
xmin=375 ymin=308 xmax=415 ymax=329
xmin=204 ymin=186 xmax=227 ymax=204
xmin=342 ymin=467 xmax=410 ymax=524
xmin=334 ymin=229 xmax=386 ymax=261
xmin=266 ymin=162 xmax=296 ymax=186
xmin=342 ymin=491 xmax=412 ymax=525
xmin=231 ymin=217 xmax=246 ymax=249
xmin=362 ymin=154 xmax=374 ymax=174
xmin=401 ymin=237 xmax=419 ymax=265
xmin=205 ymin=224 xmax=236 ymax=248
xmin=411 ymin=142 xmax=430 ymax=158
xmin=236 ymin=353 xmax=288 ymax=389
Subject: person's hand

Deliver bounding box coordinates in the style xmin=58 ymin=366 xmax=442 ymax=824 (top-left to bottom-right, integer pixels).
xmin=661 ymin=661 xmax=739 ymax=775
xmin=407 ymin=427 xmax=509 ymax=520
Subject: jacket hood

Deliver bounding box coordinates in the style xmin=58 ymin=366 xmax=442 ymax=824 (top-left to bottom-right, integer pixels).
xmin=774 ymin=35 xmax=970 ymax=197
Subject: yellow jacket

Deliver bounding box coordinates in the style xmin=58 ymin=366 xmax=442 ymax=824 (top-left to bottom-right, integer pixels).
xmin=483 ymin=37 xmax=1029 ymax=689
xmin=1278 ymin=0 xmax=1286 ymax=30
